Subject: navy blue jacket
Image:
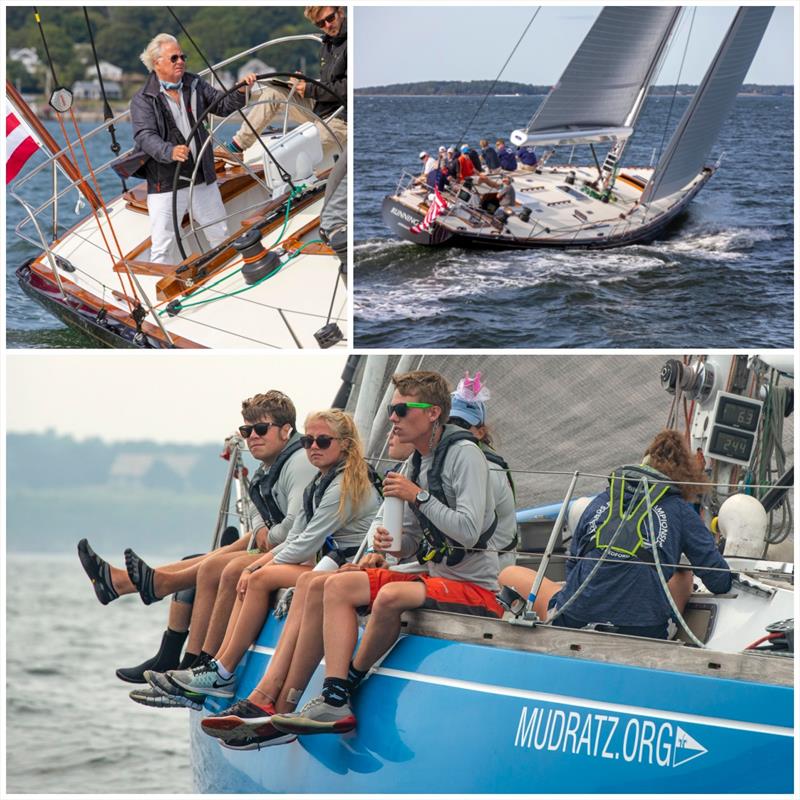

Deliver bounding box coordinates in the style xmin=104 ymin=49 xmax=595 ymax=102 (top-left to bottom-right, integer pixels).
xmin=129 ymin=71 xmax=245 ymax=193
xmin=552 ymin=483 xmax=731 ymax=628
xmin=482 ymin=146 xmax=500 ymax=170
xmin=497 ymin=148 xmax=517 ymax=171
xmin=518 ymin=146 xmax=538 ymax=167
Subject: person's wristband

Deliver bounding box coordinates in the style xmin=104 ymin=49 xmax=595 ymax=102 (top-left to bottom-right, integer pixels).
xmin=246 ymin=564 xmax=261 ymax=574
xmin=365 ymin=548 xmax=375 ymax=555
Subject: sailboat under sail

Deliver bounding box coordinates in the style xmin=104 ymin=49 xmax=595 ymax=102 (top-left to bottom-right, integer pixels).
xmin=382 ymin=6 xmax=775 ymax=250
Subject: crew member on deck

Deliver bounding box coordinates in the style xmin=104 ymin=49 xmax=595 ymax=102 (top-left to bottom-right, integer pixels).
xmin=216 ymin=6 xmax=347 ymax=161
xmin=127 ymin=33 xmax=256 ymax=264
xmin=499 ymin=430 xmax=732 ymax=639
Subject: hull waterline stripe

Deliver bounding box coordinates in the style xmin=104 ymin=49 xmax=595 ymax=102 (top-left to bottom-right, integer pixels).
xmin=250 ymin=644 xmax=791 ymax=737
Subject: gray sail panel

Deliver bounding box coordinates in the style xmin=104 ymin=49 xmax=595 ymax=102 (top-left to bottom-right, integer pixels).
xmin=526 ymin=7 xmax=680 ymax=134
xmin=642 ymin=7 xmax=774 ymax=205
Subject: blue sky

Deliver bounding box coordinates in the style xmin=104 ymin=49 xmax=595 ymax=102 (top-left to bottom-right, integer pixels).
xmin=354 ymin=4 xmax=795 ymax=87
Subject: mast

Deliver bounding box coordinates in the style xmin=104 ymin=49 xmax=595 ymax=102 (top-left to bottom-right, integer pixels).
xmin=511 ymin=7 xmax=681 ymax=148
xmin=640 ymin=6 xmax=774 ymax=206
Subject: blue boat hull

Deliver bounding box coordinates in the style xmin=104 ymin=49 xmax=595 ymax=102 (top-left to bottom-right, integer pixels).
xmin=191 ymin=613 xmax=793 ymax=794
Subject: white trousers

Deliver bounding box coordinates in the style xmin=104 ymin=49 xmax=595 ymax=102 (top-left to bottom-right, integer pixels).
xmin=147 ymin=181 xmax=229 ymax=265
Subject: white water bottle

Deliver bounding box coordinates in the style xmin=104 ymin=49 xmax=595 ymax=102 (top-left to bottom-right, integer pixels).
xmin=382 ymin=497 xmax=404 ymax=554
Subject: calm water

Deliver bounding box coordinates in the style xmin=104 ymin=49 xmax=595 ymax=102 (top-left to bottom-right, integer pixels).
xmin=354 ymin=95 xmax=794 ymax=348
xmin=6 ymin=552 xmax=193 ymax=793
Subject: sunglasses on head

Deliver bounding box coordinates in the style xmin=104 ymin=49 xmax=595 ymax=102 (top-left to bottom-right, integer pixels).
xmin=239 ymin=422 xmax=277 ymax=438
xmin=168 ymin=53 xmax=187 ymax=63
xmin=314 ymin=9 xmax=339 ymax=28
xmin=387 ymin=401 xmax=434 ymax=418
xmin=300 ymin=434 xmax=340 ymax=449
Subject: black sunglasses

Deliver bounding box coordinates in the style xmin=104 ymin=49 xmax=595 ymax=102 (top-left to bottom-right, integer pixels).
xmin=169 ymin=53 xmax=187 ymax=63
xmin=239 ymin=422 xmax=277 ymax=438
xmin=387 ymin=401 xmax=434 ymax=418
xmin=314 ymin=9 xmax=339 ymax=28
xmin=300 ymin=434 xmax=340 ymax=449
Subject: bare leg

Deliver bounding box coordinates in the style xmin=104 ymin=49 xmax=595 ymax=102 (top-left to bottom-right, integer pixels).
xmin=320 ymin=571 xmax=372 ymax=679
xmin=246 ymin=571 xmax=323 ymax=708
xmin=167 ymin=598 xmax=193 ymax=633
xmin=216 ymin=564 xmax=311 ymax=672
xmin=184 ymin=551 xmax=257 ymax=655
xmin=499 ymin=565 xmax=562 ymax=620
xmin=273 ymin=572 xmax=332 ymax=711
xmin=351 ymin=582 xmax=426 ymax=672
xmin=667 ymin=569 xmax=694 ymax=616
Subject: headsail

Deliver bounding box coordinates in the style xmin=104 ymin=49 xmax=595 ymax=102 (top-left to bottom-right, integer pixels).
xmin=511 ymin=7 xmax=681 ymax=147
xmin=641 ymin=6 xmax=774 ymax=205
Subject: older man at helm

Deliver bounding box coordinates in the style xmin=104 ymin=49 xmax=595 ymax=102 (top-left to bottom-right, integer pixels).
xmin=216 ymin=6 xmax=347 ymax=162
xmin=128 ymin=33 xmax=256 ymax=264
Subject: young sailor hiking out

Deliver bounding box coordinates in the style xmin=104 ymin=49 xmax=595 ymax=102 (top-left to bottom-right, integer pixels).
xmin=138 ymin=409 xmax=381 ymax=708
xmin=198 ymin=431 xmax=417 ymax=750
xmin=499 ymin=429 xmax=732 ymax=639
xmin=268 ymin=370 xmax=504 ymax=736
xmin=78 ymin=390 xmax=316 ymax=690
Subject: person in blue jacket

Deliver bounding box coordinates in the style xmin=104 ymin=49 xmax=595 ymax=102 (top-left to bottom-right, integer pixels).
xmin=495 ymin=139 xmax=518 ymax=171
xmin=518 ymin=145 xmax=538 ymax=170
xmin=499 ymin=430 xmax=731 ymax=639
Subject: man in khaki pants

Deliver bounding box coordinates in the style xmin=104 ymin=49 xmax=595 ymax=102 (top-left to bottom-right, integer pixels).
xmin=216 ymin=6 xmax=347 ymax=161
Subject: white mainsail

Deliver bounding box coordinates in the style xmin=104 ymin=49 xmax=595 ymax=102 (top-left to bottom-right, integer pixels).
xmin=641 ymin=6 xmax=774 ymax=205
xmin=511 ymin=7 xmax=681 ymax=147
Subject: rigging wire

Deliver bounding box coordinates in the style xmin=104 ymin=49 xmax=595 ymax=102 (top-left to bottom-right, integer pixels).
xmin=655 ymin=7 xmax=696 ymax=165
xmin=454 ymin=7 xmax=541 ymax=146
xmin=31 ymin=7 xmax=137 ymax=309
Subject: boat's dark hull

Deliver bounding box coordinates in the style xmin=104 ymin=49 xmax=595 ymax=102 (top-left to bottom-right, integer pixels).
xmin=382 ymin=170 xmax=712 ymax=251
xmin=16 ymin=262 xmax=161 ymax=349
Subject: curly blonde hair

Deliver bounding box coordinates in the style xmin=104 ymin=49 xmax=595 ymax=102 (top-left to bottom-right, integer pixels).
xmin=644 ymin=429 xmax=707 ymax=501
xmin=305 ymin=409 xmax=372 ymax=517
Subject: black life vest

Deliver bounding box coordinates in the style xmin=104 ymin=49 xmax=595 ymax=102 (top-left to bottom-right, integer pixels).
xmin=301 ymin=461 xmax=384 ymax=560
xmin=410 ymin=426 xmax=498 ymax=566
xmin=480 ymin=442 xmax=518 ymax=552
xmin=248 ymin=436 xmax=304 ymax=529
xmin=587 ymin=465 xmax=681 ymax=562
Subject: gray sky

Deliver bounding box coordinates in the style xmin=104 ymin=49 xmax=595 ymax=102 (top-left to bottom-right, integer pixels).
xmin=354 ymin=4 xmax=795 ymax=87
xmin=6 ymin=353 xmax=348 ymax=445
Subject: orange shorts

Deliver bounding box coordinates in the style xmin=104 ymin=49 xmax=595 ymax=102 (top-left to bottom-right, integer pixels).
xmin=365 ymin=568 xmax=503 ymax=618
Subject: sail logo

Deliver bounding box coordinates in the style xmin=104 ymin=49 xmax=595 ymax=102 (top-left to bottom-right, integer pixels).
xmin=513 ymin=706 xmax=707 ymax=768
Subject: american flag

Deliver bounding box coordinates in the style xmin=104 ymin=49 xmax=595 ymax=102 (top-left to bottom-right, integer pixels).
xmin=410 ymin=186 xmax=448 ymax=234
xmin=6 ymin=111 xmax=40 ymax=184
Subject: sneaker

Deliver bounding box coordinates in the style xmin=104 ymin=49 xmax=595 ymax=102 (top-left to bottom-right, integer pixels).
xmin=217 ymin=726 xmax=296 ymax=750
xmin=129 ymin=683 xmax=204 ymax=711
xmin=140 ymin=670 xmax=206 ymax=708
xmin=270 ymin=695 xmax=356 ymax=735
xmin=167 ymin=660 xmax=236 ymax=698
xmin=201 ymin=699 xmax=274 ymax=742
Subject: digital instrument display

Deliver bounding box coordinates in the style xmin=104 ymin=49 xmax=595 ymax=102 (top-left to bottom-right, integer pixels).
xmin=708 ymin=427 xmax=755 ymax=463
xmin=716 ymin=395 xmax=761 ymax=432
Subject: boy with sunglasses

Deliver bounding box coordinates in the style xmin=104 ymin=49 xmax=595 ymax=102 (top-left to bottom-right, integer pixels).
xmin=82 ymin=391 xmax=315 ymax=703
xmin=216 ymin=6 xmax=347 ymax=162
xmin=269 ymin=370 xmax=503 ymax=736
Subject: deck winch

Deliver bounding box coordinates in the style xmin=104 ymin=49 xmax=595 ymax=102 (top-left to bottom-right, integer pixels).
xmin=233 ymin=228 xmax=282 ymax=285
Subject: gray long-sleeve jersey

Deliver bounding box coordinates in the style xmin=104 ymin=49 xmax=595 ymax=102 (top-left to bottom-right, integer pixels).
xmin=249 ymin=441 xmax=318 ymax=549
xmin=272 ymin=471 xmax=380 ymax=565
xmin=377 ymin=439 xmax=500 ymax=590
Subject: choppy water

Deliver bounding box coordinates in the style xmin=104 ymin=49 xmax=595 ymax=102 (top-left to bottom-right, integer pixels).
xmin=6 ymin=552 xmax=193 ymax=793
xmin=354 ymin=95 xmax=794 ymax=348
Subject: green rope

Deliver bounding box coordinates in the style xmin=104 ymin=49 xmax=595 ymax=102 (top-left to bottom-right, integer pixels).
xmin=161 ymin=184 xmax=308 ymax=316
xmin=169 ymin=238 xmax=324 ymax=312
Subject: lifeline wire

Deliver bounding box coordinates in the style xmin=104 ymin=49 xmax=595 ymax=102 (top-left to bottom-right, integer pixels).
xmin=454 ymin=7 xmax=541 ymax=146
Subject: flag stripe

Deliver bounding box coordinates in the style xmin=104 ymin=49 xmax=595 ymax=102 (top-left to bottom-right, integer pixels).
xmin=6 ymin=111 xmax=41 ymax=184
xmin=7 ymin=136 xmax=40 ymax=183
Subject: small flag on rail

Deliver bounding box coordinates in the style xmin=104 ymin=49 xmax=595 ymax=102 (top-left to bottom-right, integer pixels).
xmin=410 ymin=186 xmax=448 ymax=234
xmin=6 ymin=111 xmax=41 ymax=184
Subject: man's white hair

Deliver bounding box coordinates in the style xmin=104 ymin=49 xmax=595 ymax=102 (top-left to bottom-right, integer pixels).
xmin=140 ymin=33 xmax=179 ymax=72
